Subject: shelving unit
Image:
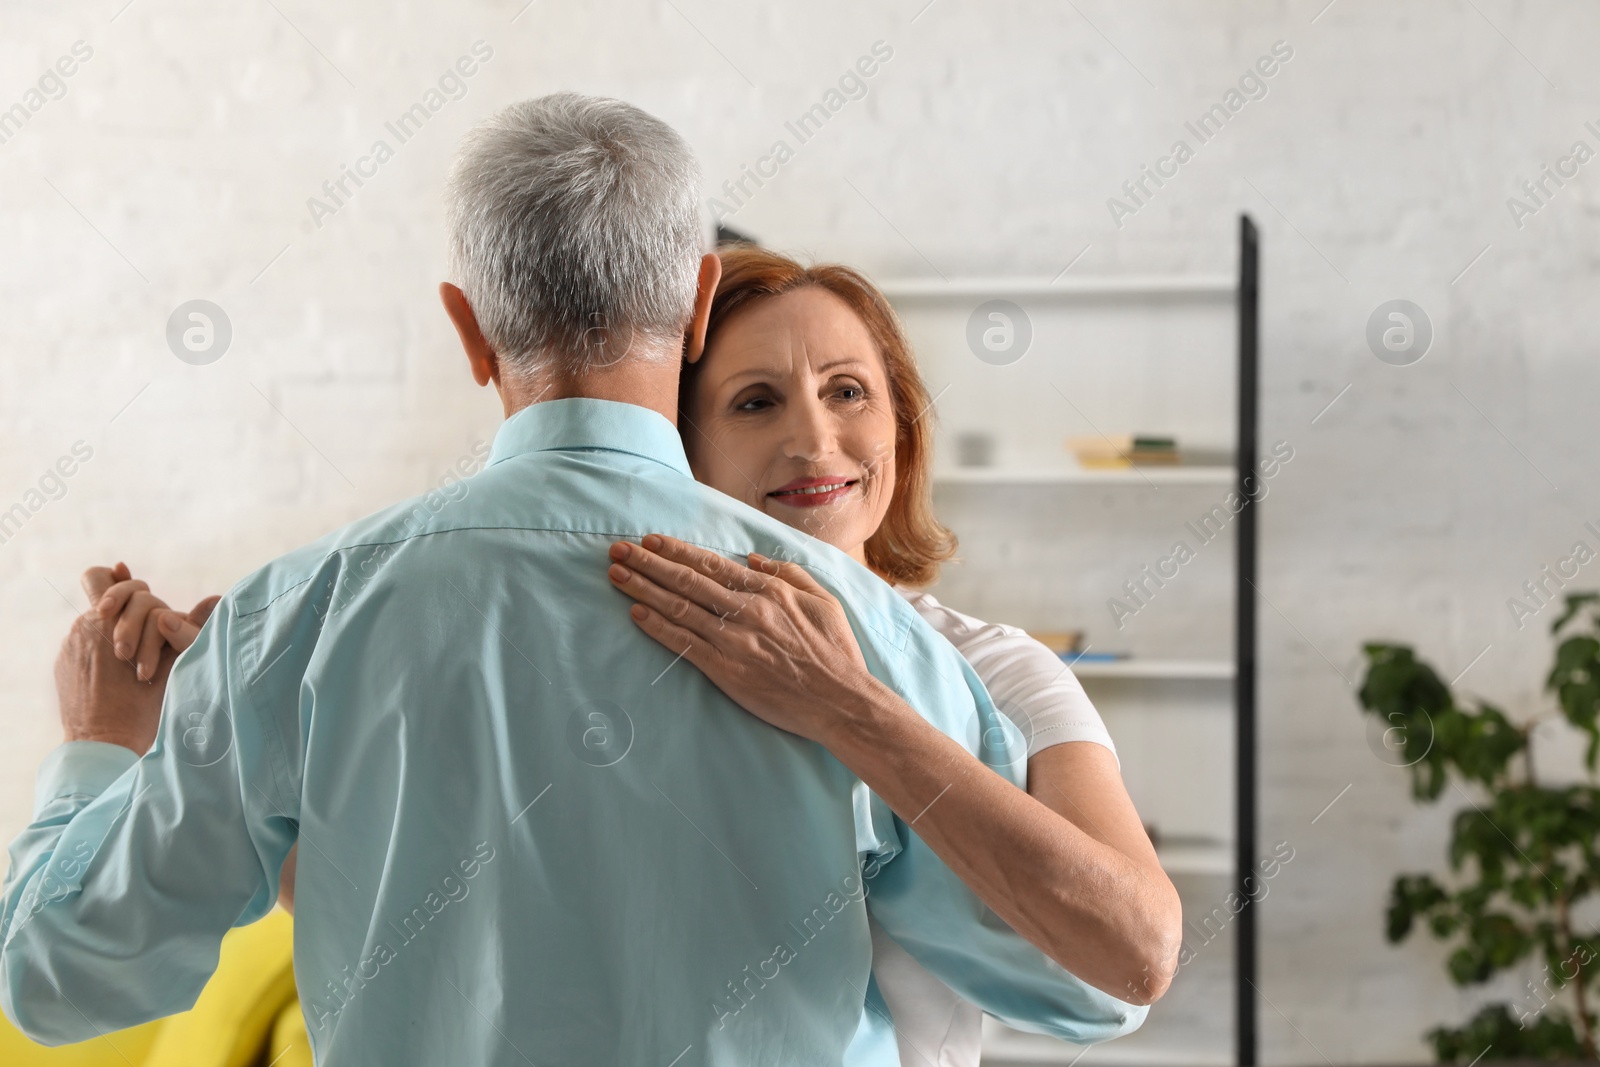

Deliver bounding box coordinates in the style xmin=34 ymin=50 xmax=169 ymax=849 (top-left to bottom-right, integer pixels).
xmin=933 ymin=466 xmax=1235 ymax=486
xmin=880 ymin=217 xmax=1261 ymax=1066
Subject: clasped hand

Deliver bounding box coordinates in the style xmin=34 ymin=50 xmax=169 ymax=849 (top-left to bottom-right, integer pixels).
xmin=55 ymin=561 xmax=218 ymax=754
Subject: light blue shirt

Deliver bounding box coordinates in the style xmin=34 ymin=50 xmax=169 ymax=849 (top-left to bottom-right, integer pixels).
xmin=1 ymin=398 xmax=1145 ymax=1065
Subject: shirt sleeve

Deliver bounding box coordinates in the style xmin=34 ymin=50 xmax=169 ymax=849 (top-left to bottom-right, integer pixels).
xmin=899 ymin=588 xmax=1119 ymax=766
xmin=847 ymin=607 xmax=1148 ymax=1046
xmin=0 ymin=597 xmax=299 ymax=1046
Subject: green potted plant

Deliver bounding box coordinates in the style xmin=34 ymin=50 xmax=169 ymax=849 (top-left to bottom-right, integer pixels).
xmin=1356 ymin=592 xmax=1600 ymax=1062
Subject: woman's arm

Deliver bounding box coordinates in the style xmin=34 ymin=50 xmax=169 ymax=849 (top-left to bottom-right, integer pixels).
xmin=809 ymin=677 xmax=1180 ymax=1005
xmin=1026 ymin=742 xmax=1179 ymax=1002
xmin=606 ymin=534 xmax=1183 ymax=1004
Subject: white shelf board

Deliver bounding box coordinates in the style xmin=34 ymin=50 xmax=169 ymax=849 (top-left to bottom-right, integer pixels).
xmin=984 ymin=1043 xmax=1234 ymax=1067
xmin=934 ymin=465 xmax=1234 ymax=486
xmin=878 ymin=275 xmax=1236 ymax=299
xmin=1065 ymin=659 xmax=1234 ymax=681
xmin=1156 ymin=839 xmax=1234 ymax=876
xmin=983 ymin=1025 xmax=1233 ymax=1067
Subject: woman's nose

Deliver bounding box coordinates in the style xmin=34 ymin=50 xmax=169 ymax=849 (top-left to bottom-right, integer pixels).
xmin=782 ymin=398 xmax=836 ymax=461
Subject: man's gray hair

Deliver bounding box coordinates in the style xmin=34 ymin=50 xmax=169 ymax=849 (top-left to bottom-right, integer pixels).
xmin=445 ymin=93 xmax=703 ymax=376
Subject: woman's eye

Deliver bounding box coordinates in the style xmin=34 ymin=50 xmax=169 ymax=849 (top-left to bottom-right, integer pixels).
xmin=735 ymin=395 xmax=773 ymax=412
xmin=836 ymin=385 xmax=864 ymax=401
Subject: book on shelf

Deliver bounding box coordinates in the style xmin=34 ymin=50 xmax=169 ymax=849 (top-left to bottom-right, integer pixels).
xmin=1066 ymin=433 xmax=1180 ymax=468
xmin=1061 ymin=650 xmax=1132 ymax=664
xmin=1076 ymin=453 xmax=1182 ymax=468
xmin=1023 ymin=632 xmax=1136 ymax=664
xmin=1024 ymin=630 xmax=1083 ymax=655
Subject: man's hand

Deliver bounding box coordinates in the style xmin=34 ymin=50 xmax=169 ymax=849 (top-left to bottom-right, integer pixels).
xmin=57 ymin=563 xmax=220 ymax=754
xmin=55 ymin=610 xmax=170 ymax=754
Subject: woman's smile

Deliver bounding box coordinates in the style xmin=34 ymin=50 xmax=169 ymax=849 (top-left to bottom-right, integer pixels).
xmin=767 ymin=475 xmax=861 ymax=508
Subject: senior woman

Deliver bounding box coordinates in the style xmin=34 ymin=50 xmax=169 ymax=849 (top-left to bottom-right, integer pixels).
xmin=92 ymin=245 xmax=1180 ymax=1067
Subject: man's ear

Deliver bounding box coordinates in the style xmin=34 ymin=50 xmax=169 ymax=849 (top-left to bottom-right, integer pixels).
xmin=683 ymin=252 xmax=723 ymax=365
xmin=440 ymin=282 xmax=498 ymax=387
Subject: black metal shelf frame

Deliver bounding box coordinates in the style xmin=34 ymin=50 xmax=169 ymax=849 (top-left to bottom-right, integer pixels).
xmin=1234 ymin=213 xmax=1260 ymax=1067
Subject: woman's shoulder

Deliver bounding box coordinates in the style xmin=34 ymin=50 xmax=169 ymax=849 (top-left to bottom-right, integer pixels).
xmin=893 ymin=586 xmax=1119 ymax=766
xmin=890 ymin=585 xmax=1073 ymax=699
xmin=893 ymin=585 xmax=1029 ymax=648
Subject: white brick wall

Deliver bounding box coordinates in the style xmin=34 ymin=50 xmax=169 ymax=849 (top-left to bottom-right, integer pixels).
xmin=3 ymin=1 xmax=1597 ymax=1061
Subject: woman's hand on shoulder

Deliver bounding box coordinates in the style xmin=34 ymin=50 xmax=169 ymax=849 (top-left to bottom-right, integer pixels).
xmin=606 ymin=534 xmax=879 ymax=744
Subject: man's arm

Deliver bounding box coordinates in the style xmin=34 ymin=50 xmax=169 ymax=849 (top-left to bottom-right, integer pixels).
xmin=0 ymin=592 xmax=296 ymax=1045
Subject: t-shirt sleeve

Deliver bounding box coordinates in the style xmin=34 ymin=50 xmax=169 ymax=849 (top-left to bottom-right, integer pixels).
xmin=899 ymin=589 xmax=1119 ymax=768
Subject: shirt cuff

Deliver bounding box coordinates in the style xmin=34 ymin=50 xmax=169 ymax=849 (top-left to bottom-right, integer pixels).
xmin=34 ymin=741 xmax=140 ymax=813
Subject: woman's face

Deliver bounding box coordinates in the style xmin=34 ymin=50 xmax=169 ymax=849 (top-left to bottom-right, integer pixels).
xmin=682 ymin=285 xmax=898 ymax=565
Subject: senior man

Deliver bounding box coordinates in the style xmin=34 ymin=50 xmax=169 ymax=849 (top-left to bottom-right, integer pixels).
xmin=1 ymin=94 xmax=1146 ymax=1065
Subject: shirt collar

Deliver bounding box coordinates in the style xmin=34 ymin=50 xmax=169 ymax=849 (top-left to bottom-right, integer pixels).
xmin=486 ymin=397 xmax=693 ymax=478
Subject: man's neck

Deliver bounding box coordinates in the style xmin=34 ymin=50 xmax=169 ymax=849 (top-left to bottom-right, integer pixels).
xmin=498 ymin=356 xmax=682 ymax=427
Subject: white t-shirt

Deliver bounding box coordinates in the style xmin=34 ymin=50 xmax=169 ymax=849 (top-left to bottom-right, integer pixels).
xmin=868 ymin=587 xmax=1118 ymax=1067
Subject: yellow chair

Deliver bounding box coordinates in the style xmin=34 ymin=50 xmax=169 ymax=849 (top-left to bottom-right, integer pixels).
xmin=0 ymin=909 xmax=310 ymax=1067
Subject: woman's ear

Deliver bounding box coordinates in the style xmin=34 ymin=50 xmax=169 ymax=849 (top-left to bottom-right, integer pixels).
xmin=440 ymin=282 xmax=499 ymax=387
xmin=684 ymin=253 xmax=723 ymax=364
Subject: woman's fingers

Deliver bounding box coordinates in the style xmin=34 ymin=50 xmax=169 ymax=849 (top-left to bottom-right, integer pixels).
xmin=80 ymin=562 xmax=132 ymax=611
xmin=111 ymin=589 xmax=165 ymax=663
xmin=96 ymin=577 xmax=151 ymax=624
xmin=608 ymin=557 xmax=727 ymax=640
xmin=134 ymin=607 xmax=170 ymax=681
xmin=634 ymin=535 xmax=829 ymax=608
xmin=609 ymin=539 xmax=748 ymax=617
xmin=626 ymin=603 xmax=710 ymax=677
xmin=153 ymin=595 xmax=221 ymax=654
xmin=639 ymin=534 xmax=771 ymax=596
xmin=131 ymin=592 xmax=221 ymax=679
xmin=186 ymin=594 xmax=222 ymax=632
xmin=142 ymin=612 xmax=186 ymax=674
xmin=747 ymin=552 xmax=830 ymax=599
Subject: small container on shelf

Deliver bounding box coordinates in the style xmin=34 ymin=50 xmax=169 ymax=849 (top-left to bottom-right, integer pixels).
xmin=954 ymin=430 xmax=997 ymax=467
